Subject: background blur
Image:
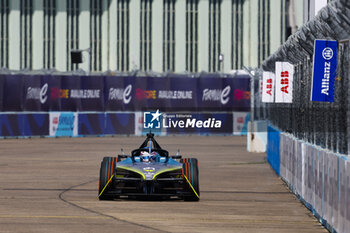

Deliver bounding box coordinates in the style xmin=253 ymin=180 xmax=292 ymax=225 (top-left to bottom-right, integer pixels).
xmin=0 ymin=0 xmax=317 ymax=74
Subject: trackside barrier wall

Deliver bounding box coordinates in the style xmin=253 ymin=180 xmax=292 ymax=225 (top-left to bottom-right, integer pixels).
xmin=268 ymin=126 xmax=350 ymax=233
xmin=0 ymin=112 xmax=249 ymax=137
xmin=78 ymin=113 xmax=135 ymax=136
xmin=0 ymin=113 xmax=49 ymax=137
xmin=0 ymin=74 xmax=250 ymax=137
xmin=267 ymin=125 xmax=280 ymax=176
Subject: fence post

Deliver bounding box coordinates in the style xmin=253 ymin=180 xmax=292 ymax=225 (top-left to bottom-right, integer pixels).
xmin=243 ymin=66 xmax=255 ymax=140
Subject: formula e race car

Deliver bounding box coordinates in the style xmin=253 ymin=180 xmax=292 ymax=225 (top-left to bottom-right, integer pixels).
xmin=98 ymin=133 xmax=200 ymax=201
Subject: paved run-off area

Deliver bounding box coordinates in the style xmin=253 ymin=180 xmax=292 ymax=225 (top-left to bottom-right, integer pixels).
xmin=0 ymin=136 xmax=327 ymax=233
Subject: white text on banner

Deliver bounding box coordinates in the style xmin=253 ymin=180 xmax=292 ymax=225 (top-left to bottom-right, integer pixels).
xmin=311 ymin=39 xmax=337 ymax=102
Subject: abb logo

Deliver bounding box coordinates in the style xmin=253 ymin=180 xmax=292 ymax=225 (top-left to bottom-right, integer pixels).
xmin=281 ymin=71 xmax=289 ymax=77
xmin=280 ymin=71 xmax=289 ymax=94
xmin=262 ymin=71 xmax=275 ymax=103
xmin=275 ymin=62 xmax=293 ymax=103
xmin=266 ymin=78 xmax=273 ymax=95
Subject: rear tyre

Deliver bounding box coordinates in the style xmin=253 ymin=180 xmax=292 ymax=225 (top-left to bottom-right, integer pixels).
xmin=98 ymin=157 xmax=117 ymax=200
xmin=181 ymin=158 xmax=200 ymax=201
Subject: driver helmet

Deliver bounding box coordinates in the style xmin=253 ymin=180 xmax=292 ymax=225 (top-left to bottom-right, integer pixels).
xmin=140 ymin=151 xmax=152 ymax=162
xmin=150 ymin=151 xmax=159 ymax=157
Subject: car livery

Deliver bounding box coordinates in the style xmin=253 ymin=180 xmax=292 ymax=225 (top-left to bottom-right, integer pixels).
xmin=98 ymin=133 xmax=200 ymax=201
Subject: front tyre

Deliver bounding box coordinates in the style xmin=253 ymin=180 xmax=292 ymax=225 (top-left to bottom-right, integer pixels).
xmin=181 ymin=158 xmax=200 ymax=201
xmin=98 ymin=157 xmax=117 ymax=200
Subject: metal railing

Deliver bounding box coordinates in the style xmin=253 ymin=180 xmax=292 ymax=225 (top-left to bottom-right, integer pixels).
xmin=257 ymin=0 xmax=350 ymax=155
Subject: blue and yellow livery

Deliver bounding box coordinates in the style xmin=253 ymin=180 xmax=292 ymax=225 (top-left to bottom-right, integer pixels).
xmin=98 ymin=133 xmax=200 ymax=201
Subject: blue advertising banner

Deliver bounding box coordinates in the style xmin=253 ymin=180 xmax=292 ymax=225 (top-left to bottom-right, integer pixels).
xmin=230 ymin=77 xmax=251 ymax=111
xmin=311 ymin=39 xmax=338 ymax=102
xmin=0 ymin=113 xmax=49 ymax=137
xmin=0 ymin=75 xmax=4 ymax=111
xmin=197 ymin=76 xmax=250 ymax=111
xmin=60 ymin=76 xmax=81 ymax=111
xmin=167 ymin=77 xmax=197 ymax=111
xmin=105 ymin=76 xmax=135 ymax=111
xmin=134 ymin=76 xmax=150 ymax=111
xmin=78 ymin=113 xmax=135 ymax=135
xmin=23 ymin=75 xmax=46 ymax=111
xmin=0 ymin=114 xmax=23 ymax=136
xmin=0 ymin=74 xmax=250 ymax=112
xmin=47 ymin=75 xmax=62 ymax=111
xmin=79 ymin=76 xmax=104 ymax=111
xmin=22 ymin=114 xmax=49 ymax=136
xmin=78 ymin=113 xmax=105 ymax=135
xmin=3 ymin=75 xmax=23 ymax=111
xmin=144 ymin=77 xmax=170 ymax=110
xmin=104 ymin=113 xmax=135 ymax=135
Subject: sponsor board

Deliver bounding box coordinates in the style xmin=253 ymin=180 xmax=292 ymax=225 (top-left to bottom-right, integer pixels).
xmin=311 ymin=39 xmax=337 ymax=102
xmin=275 ymin=62 xmax=294 ymax=103
xmin=0 ymin=113 xmax=49 ymax=137
xmin=1 ymin=74 xmax=251 ymax=112
xmin=49 ymin=112 xmax=78 ymax=137
xmin=232 ymin=112 xmax=249 ymax=135
xmin=262 ymin=72 xmax=275 ymax=103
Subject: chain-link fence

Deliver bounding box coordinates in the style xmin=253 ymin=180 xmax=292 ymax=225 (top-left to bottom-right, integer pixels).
xmin=251 ymin=70 xmax=269 ymax=122
xmin=258 ymin=0 xmax=350 ymax=155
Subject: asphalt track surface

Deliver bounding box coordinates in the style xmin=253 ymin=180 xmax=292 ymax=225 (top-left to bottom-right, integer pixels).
xmin=0 ymin=136 xmax=327 ymax=233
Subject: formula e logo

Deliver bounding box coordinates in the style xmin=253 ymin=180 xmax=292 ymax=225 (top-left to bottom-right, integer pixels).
xmin=108 ymin=84 xmax=132 ymax=104
xmin=322 ymin=47 xmax=333 ymax=60
xmin=143 ymin=110 xmax=162 ymax=129
xmin=26 ymin=83 xmax=48 ymax=104
xmin=202 ymin=85 xmax=231 ymax=104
